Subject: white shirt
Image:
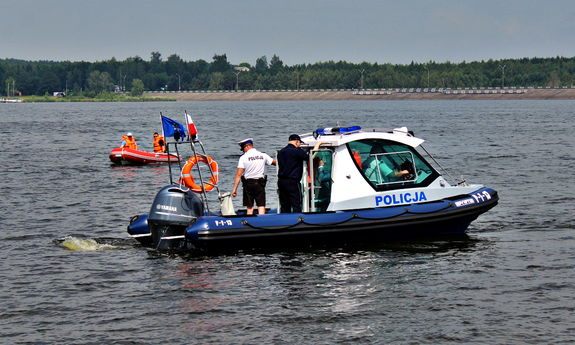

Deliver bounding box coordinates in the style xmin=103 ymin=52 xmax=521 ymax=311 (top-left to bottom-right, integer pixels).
xmin=238 ymin=148 xmax=274 ymax=179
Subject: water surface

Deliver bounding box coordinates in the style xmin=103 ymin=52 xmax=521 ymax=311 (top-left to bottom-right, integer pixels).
xmin=0 ymin=100 xmax=573 ymax=344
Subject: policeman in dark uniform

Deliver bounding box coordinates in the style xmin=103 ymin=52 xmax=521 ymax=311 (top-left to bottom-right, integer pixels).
xmin=277 ymin=134 xmax=322 ymax=213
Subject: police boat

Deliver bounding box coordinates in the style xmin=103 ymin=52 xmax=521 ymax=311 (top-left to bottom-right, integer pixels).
xmin=127 ymin=126 xmax=498 ymax=251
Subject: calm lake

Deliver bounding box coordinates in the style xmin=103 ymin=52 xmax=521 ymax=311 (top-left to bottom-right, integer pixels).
xmin=0 ymin=100 xmax=574 ymax=344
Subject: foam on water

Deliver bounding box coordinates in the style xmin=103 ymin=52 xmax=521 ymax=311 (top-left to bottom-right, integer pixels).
xmin=59 ymin=237 xmax=116 ymax=251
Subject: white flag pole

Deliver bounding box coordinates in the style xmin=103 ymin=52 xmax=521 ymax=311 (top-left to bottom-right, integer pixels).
xmin=183 ymin=110 xmax=190 ymax=141
xmin=160 ymin=112 xmax=166 ymax=141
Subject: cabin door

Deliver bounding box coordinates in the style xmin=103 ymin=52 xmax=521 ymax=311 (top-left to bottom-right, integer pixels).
xmin=305 ymin=149 xmax=333 ymax=212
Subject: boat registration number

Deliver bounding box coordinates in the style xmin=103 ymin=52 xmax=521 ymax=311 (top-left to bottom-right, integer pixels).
xmin=215 ymin=220 xmax=233 ymax=226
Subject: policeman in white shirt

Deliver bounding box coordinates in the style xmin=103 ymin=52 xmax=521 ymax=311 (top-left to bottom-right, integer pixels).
xmin=232 ymin=138 xmax=276 ymax=215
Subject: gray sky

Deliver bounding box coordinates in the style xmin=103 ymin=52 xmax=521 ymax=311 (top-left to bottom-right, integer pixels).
xmin=3 ymin=0 xmax=575 ymax=66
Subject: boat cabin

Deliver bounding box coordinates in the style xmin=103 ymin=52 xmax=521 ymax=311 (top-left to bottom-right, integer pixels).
xmin=293 ymin=127 xmax=460 ymax=213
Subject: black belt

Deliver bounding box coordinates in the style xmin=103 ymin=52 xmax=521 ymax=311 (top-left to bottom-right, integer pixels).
xmin=246 ymin=178 xmax=262 ymax=183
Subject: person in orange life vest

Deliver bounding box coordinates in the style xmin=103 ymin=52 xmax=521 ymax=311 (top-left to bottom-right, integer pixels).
xmin=121 ymin=132 xmax=138 ymax=149
xmin=153 ymin=132 xmax=165 ymax=153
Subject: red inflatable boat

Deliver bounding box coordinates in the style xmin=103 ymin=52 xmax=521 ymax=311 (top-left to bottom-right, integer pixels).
xmin=109 ymin=148 xmax=182 ymax=165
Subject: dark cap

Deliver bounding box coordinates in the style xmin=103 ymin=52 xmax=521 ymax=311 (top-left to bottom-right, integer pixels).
xmin=288 ymin=134 xmax=306 ymax=144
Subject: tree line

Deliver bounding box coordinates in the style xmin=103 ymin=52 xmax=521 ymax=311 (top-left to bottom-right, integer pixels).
xmin=2 ymin=52 xmax=574 ymax=97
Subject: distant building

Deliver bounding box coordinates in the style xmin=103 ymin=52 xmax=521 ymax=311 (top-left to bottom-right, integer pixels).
xmin=53 ymin=92 xmax=65 ymax=97
xmin=234 ymin=66 xmax=250 ymax=72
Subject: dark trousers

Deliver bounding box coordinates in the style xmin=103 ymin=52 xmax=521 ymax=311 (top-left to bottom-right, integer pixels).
xmin=278 ymin=178 xmax=302 ymax=213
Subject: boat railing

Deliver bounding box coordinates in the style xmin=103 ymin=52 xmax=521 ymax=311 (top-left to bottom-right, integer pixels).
xmin=302 ymin=128 xmax=414 ymax=139
xmin=416 ymin=145 xmax=466 ymax=186
xmin=360 ymin=128 xmax=414 ymax=136
xmin=165 ymin=139 xmax=221 ymax=215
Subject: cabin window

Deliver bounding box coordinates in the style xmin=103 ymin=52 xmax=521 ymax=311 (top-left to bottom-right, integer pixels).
xmin=347 ymin=139 xmax=438 ymax=191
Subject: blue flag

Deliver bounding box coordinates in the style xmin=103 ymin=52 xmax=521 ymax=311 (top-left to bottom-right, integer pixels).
xmin=162 ymin=115 xmax=186 ymax=141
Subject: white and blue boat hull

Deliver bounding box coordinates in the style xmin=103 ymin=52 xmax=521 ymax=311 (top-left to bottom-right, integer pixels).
xmin=184 ymin=187 xmax=498 ymax=250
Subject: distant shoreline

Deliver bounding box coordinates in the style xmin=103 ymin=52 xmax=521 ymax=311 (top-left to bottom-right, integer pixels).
xmin=145 ymin=88 xmax=575 ymax=101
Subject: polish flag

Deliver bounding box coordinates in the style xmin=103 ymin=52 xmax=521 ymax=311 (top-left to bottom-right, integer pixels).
xmin=185 ymin=112 xmax=197 ymax=140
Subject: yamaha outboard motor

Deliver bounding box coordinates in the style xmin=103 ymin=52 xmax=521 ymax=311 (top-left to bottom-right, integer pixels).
xmin=147 ymin=185 xmax=204 ymax=249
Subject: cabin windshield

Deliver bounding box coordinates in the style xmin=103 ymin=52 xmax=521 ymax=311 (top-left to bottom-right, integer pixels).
xmin=347 ymin=139 xmax=438 ymax=191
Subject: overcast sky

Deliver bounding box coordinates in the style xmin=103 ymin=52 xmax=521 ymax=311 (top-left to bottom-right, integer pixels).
xmin=3 ymin=0 xmax=575 ymax=66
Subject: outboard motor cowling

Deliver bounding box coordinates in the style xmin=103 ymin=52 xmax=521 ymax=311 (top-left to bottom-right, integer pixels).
xmin=147 ymin=185 xmax=204 ymax=249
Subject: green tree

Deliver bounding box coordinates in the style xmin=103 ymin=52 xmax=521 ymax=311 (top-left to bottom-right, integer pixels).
xmin=0 ymin=65 xmax=5 ymax=93
xmin=168 ymin=74 xmax=181 ymax=91
xmin=145 ymin=73 xmax=169 ymax=90
xmin=4 ymin=76 xmax=15 ymax=95
xmin=87 ymin=70 xmax=112 ymax=93
xmin=546 ymin=71 xmax=561 ymax=86
xmin=151 ymin=52 xmax=161 ymax=64
xmin=209 ymin=54 xmax=231 ymax=74
xmin=37 ymin=71 xmax=61 ymax=95
xmin=269 ymin=54 xmax=283 ymax=75
xmin=150 ymin=51 xmax=164 ymax=74
xmin=165 ymin=53 xmax=184 ymax=76
xmin=131 ymin=79 xmax=145 ymax=96
xmin=208 ymin=72 xmax=225 ymax=90
xmin=181 ymin=71 xmax=193 ymax=89
xmin=254 ymin=74 xmax=273 ymax=90
xmin=255 ymin=56 xmax=268 ymax=70
xmin=191 ymin=74 xmax=209 ymax=90
xmin=15 ymin=69 xmax=34 ymax=95
xmin=123 ymin=55 xmax=146 ymax=81
xmin=2 ymin=53 xmax=575 ymax=95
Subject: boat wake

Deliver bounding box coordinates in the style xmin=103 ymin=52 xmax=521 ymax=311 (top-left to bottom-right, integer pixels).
xmin=56 ymin=236 xmax=123 ymax=251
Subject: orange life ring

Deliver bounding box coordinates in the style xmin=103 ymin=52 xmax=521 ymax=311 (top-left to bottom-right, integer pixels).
xmin=180 ymin=155 xmax=219 ymax=193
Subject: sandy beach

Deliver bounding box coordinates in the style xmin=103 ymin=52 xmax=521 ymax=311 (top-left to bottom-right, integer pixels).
xmin=146 ymin=87 xmax=575 ymax=101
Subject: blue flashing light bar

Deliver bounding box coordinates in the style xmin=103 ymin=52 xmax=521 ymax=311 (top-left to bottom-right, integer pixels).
xmin=314 ymin=126 xmax=361 ymax=137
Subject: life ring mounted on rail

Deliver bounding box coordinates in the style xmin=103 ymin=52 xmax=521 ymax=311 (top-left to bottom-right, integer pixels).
xmin=180 ymin=155 xmax=219 ymax=193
